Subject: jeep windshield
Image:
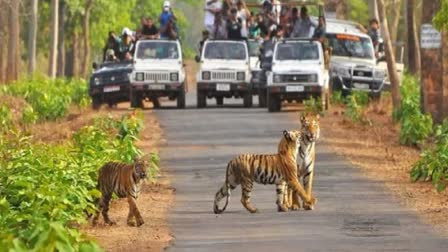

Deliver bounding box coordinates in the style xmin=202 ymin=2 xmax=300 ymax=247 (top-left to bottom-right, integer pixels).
xmin=248 ymin=40 xmax=261 ymax=57
xmin=204 ymin=42 xmax=247 ymax=60
xmin=327 ymin=34 xmax=374 ymax=59
xmin=135 ymin=41 xmax=180 ymax=60
xmin=275 ymin=42 xmax=319 ymax=61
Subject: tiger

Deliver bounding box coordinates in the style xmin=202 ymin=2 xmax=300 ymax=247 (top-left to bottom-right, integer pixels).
xmin=213 ymin=130 xmax=317 ymax=214
xmin=284 ymin=113 xmax=320 ymax=211
xmin=92 ymin=158 xmax=148 ymax=227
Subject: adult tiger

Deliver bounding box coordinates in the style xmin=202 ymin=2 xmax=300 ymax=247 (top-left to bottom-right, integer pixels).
xmin=213 ymin=130 xmax=316 ymax=214
xmin=92 ymin=158 xmax=148 ymax=226
xmin=284 ymin=114 xmax=320 ymax=211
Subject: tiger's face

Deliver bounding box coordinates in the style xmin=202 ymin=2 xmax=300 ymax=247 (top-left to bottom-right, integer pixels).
xmin=133 ymin=159 xmax=148 ymax=179
xmin=282 ymin=130 xmax=301 ymax=147
xmin=300 ymin=114 xmax=320 ymax=142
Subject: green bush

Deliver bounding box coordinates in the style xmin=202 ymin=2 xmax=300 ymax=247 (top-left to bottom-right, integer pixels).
xmin=394 ymin=74 xmax=433 ymax=146
xmin=303 ymin=97 xmax=323 ymax=115
xmin=330 ymin=90 xmax=345 ymax=105
xmin=0 ymin=105 xmax=12 ymax=133
xmin=345 ymin=91 xmax=369 ymax=123
xmin=411 ymin=119 xmax=448 ymax=192
xmin=4 ymin=78 xmax=90 ymax=122
xmin=0 ymin=111 xmax=158 ymax=251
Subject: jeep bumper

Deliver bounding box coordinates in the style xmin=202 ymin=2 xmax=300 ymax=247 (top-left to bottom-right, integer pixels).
xmin=197 ymin=82 xmax=252 ymax=97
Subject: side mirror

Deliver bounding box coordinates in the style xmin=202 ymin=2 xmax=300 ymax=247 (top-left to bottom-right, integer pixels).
xmin=377 ymin=55 xmax=386 ymax=64
xmin=195 ymin=55 xmax=201 ymax=63
xmin=92 ymin=62 xmax=98 ymax=70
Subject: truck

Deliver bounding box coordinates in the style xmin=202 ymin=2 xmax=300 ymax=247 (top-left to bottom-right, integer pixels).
xmin=130 ymin=39 xmax=186 ymax=109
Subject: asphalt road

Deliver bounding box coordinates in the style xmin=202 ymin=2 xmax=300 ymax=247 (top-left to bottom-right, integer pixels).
xmin=155 ymin=93 xmax=448 ymax=252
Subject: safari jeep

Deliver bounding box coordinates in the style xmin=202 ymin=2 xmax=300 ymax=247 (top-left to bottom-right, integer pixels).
xmin=248 ymin=39 xmax=264 ymax=107
xmin=266 ymin=39 xmax=330 ymax=112
xmin=326 ymin=19 xmax=387 ymax=98
xmin=195 ymin=40 xmax=252 ymax=108
xmin=130 ymin=39 xmax=186 ymax=109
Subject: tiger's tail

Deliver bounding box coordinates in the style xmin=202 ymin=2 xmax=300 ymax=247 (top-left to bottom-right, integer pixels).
xmin=213 ymin=162 xmax=232 ymax=214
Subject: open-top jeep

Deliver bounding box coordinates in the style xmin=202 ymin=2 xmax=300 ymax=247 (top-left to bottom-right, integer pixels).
xmin=89 ymin=61 xmax=133 ymax=110
xmin=130 ymin=39 xmax=186 ymax=109
xmin=195 ymin=40 xmax=252 ymax=108
xmin=248 ymin=39 xmax=264 ymax=107
xmin=326 ymin=19 xmax=387 ymax=98
xmin=266 ymin=39 xmax=330 ymax=112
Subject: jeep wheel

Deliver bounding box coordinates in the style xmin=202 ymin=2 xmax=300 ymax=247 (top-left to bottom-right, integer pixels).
xmin=177 ymin=88 xmax=186 ymax=109
xmin=216 ymin=96 xmax=224 ymax=106
xmin=197 ymin=90 xmax=206 ymax=108
xmin=258 ymin=89 xmax=267 ymax=108
xmin=92 ymin=96 xmax=102 ymax=110
xmin=243 ymin=92 xmax=253 ymax=108
xmin=151 ymin=98 xmax=160 ymax=109
xmin=268 ymin=93 xmax=281 ymax=112
xmin=130 ymin=92 xmax=144 ymax=109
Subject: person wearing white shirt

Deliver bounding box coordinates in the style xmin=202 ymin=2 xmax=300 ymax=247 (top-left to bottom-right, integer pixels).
xmin=205 ymin=0 xmax=223 ymax=34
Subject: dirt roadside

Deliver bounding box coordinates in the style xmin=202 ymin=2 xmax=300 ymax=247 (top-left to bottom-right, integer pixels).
xmin=318 ymin=100 xmax=448 ymax=235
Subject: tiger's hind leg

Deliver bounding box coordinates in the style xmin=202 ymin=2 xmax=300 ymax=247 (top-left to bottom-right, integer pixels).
xmin=276 ymin=181 xmax=288 ymax=212
xmin=241 ymin=179 xmax=258 ymax=213
xmin=127 ymin=195 xmax=144 ymax=227
xmin=100 ymin=193 xmax=116 ymax=225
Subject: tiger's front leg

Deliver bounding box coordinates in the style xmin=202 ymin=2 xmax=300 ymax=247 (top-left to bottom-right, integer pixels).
xmin=127 ymin=196 xmax=144 ymax=227
xmin=276 ymin=182 xmax=288 ymax=212
xmin=302 ymin=171 xmax=315 ymax=210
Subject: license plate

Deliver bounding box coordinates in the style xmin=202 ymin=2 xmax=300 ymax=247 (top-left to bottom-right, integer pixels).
xmin=216 ymin=83 xmax=230 ymax=91
xmin=103 ymin=86 xmax=120 ymax=93
xmin=353 ymin=83 xmax=370 ymax=89
xmin=286 ymin=85 xmax=304 ymax=92
xmin=148 ymin=84 xmax=165 ymax=90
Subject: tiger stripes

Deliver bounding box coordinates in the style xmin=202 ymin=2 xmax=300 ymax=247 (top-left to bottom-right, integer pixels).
xmin=92 ymin=158 xmax=148 ymax=227
xmin=213 ymin=130 xmax=316 ymax=214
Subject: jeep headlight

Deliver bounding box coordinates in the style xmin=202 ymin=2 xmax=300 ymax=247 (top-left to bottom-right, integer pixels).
xmin=308 ymin=74 xmax=318 ymax=83
xmin=170 ymin=72 xmax=179 ymax=82
xmin=94 ymin=77 xmax=100 ymax=85
xmin=273 ymin=74 xmax=281 ymax=83
xmin=374 ymin=70 xmax=386 ymax=80
xmin=333 ymin=67 xmax=350 ymax=78
xmin=135 ymin=72 xmax=144 ymax=81
xmin=202 ymin=71 xmax=211 ymax=81
xmin=237 ymin=72 xmax=245 ymax=81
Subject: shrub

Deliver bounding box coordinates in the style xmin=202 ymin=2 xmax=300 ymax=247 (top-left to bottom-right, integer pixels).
xmin=330 ymin=90 xmax=345 ymax=105
xmin=411 ymin=119 xmax=448 ymax=192
xmin=345 ymin=91 xmax=369 ymax=123
xmin=0 ymin=105 xmax=12 ymax=133
xmin=0 ymin=111 xmax=158 ymax=251
xmin=394 ymin=74 xmax=433 ymax=146
xmin=303 ymin=97 xmax=323 ymax=115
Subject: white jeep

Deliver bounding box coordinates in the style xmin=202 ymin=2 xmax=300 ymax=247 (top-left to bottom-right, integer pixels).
xmin=266 ymin=39 xmax=330 ymax=112
xmin=130 ymin=39 xmax=186 ymax=109
xmin=326 ymin=20 xmax=387 ymax=98
xmin=195 ymin=40 xmax=252 ymax=108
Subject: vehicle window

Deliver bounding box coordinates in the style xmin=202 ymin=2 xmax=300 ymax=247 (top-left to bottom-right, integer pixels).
xmin=275 ymin=43 xmax=319 ymax=61
xmin=248 ymin=40 xmax=261 ymax=57
xmin=136 ymin=42 xmax=179 ymax=60
xmin=327 ymin=34 xmax=374 ymax=59
xmin=204 ymin=42 xmax=247 ymax=60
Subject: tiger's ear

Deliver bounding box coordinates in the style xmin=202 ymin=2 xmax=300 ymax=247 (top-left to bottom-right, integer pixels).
xmin=299 ymin=112 xmax=306 ymax=122
xmin=283 ymin=130 xmax=291 ymax=141
xmin=315 ymin=114 xmax=320 ymax=121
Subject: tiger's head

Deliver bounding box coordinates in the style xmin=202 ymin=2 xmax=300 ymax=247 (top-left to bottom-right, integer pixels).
xmin=278 ymin=130 xmax=301 ymax=156
xmin=300 ymin=113 xmax=320 ymax=142
xmin=133 ymin=157 xmax=148 ymax=180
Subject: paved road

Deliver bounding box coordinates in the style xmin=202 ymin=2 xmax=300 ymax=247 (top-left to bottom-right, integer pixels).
xmin=155 ymin=93 xmax=448 ymax=252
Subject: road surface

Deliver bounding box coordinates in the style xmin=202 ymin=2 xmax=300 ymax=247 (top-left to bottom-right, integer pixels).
xmin=155 ymin=93 xmax=448 ymax=252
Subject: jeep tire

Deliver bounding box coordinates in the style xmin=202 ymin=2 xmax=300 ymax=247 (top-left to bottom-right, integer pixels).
xmin=258 ymin=88 xmax=267 ymax=108
xmin=197 ymin=90 xmax=206 ymax=108
xmin=177 ymin=87 xmax=186 ymax=109
xmin=243 ymin=91 xmax=253 ymax=108
xmin=268 ymin=93 xmax=281 ymax=112
xmin=92 ymin=96 xmax=102 ymax=110
xmin=130 ymin=91 xmax=144 ymax=109
xmin=216 ymin=96 xmax=224 ymax=106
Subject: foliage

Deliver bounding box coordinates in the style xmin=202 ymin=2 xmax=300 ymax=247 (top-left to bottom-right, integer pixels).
xmin=348 ymin=0 xmax=370 ymax=26
xmin=303 ymin=97 xmax=323 ymax=115
xmin=394 ymin=74 xmax=433 ymax=146
xmin=0 ymin=105 xmax=13 ymax=134
xmin=0 ymin=111 xmax=158 ymax=251
xmin=345 ymin=91 xmax=369 ymax=123
xmin=330 ymin=90 xmax=345 ymax=105
xmin=411 ymin=119 xmax=448 ymax=192
xmin=434 ymin=0 xmax=448 ymax=31
xmin=3 ymin=78 xmax=90 ymax=122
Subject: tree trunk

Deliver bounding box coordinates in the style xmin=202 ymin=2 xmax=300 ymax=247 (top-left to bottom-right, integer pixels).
xmin=82 ymin=0 xmax=93 ymax=78
xmin=7 ymin=0 xmax=20 ymax=83
xmin=389 ymin=0 xmax=402 ymax=43
xmin=57 ymin=1 xmax=66 ymax=77
xmin=48 ymin=0 xmax=59 ymax=78
xmin=368 ymin=0 xmax=379 ymax=21
xmin=377 ymin=0 xmax=401 ymax=111
xmin=72 ymin=32 xmax=80 ymax=78
xmin=0 ymin=0 xmax=7 ymax=84
xmin=406 ymin=0 xmax=421 ymax=75
xmin=335 ymin=0 xmax=348 ymax=20
xmin=28 ymin=0 xmax=38 ymax=76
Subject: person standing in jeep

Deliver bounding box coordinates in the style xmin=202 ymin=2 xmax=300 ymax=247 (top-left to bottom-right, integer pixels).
xmin=137 ymin=17 xmax=159 ymax=40
xmin=227 ymin=8 xmax=243 ymax=40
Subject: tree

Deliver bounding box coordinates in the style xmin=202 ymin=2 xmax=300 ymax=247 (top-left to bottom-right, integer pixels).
xmin=7 ymin=0 xmax=20 ymax=82
xmin=82 ymin=0 xmax=93 ymax=78
xmin=57 ymin=1 xmax=67 ymax=77
xmin=406 ymin=0 xmax=421 ymax=75
xmin=388 ymin=0 xmax=402 ymax=43
xmin=48 ymin=0 xmax=59 ymax=78
xmin=377 ymin=0 xmax=401 ymax=111
xmin=28 ymin=0 xmax=39 ymax=76
xmin=325 ymin=0 xmax=348 ymax=20
xmin=0 ymin=0 xmax=7 ymax=84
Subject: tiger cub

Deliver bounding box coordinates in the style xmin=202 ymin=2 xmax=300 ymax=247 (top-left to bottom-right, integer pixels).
xmin=92 ymin=158 xmax=148 ymax=227
xmin=284 ymin=114 xmax=320 ymax=211
xmin=213 ymin=130 xmax=316 ymax=214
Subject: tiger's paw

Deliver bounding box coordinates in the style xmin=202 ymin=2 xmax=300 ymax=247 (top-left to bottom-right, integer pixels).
xmin=105 ymin=219 xmax=117 ymax=226
xmin=304 ymin=197 xmax=317 ymax=210
xmin=136 ymin=218 xmax=145 ymax=227
xmin=291 ymin=204 xmax=300 ymax=211
xmin=248 ymin=208 xmax=259 ymax=214
xmin=277 ymin=205 xmax=289 ymax=212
